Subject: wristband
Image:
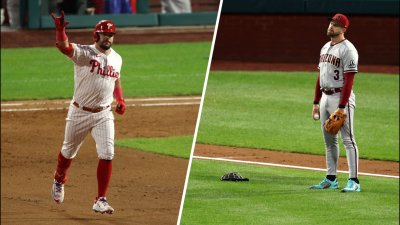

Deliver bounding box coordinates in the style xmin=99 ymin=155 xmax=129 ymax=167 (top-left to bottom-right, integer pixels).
xmin=113 ymin=87 xmax=124 ymax=102
xmin=56 ymin=43 xmax=73 ymax=56
xmin=56 ymin=28 xmax=68 ymax=42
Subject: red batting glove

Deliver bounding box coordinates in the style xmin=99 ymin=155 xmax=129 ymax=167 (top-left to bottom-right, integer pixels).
xmin=51 ymin=11 xmax=69 ymax=42
xmin=51 ymin=11 xmax=69 ymax=31
xmin=115 ymin=100 xmax=126 ymax=115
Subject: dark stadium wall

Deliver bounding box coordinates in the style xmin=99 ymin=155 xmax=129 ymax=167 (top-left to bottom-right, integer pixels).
xmin=212 ymin=14 xmax=399 ymax=66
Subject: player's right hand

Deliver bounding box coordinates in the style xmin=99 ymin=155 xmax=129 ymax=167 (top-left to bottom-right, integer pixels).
xmin=115 ymin=100 xmax=126 ymax=115
xmin=51 ymin=11 xmax=69 ymax=30
xmin=312 ymin=104 xmax=320 ymax=120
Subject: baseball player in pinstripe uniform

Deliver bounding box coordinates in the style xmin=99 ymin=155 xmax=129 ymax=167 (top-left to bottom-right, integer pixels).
xmin=50 ymin=11 xmax=126 ymax=213
xmin=310 ymin=13 xmax=361 ymax=192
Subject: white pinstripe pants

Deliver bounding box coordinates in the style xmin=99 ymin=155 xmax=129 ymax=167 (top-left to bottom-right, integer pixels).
xmin=61 ymin=104 xmax=115 ymax=160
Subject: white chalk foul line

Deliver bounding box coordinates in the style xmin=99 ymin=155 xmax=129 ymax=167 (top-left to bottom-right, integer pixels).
xmin=1 ymin=103 xmax=23 ymax=106
xmin=1 ymin=101 xmax=70 ymax=106
xmin=1 ymin=107 xmax=68 ymax=112
xmin=125 ymin=96 xmax=201 ymax=102
xmin=193 ymin=156 xmax=399 ymax=179
xmin=128 ymin=102 xmax=200 ymax=107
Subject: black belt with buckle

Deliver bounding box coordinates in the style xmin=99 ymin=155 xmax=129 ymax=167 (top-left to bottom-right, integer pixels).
xmin=321 ymin=88 xmax=342 ymax=95
xmin=73 ymin=101 xmax=109 ymax=113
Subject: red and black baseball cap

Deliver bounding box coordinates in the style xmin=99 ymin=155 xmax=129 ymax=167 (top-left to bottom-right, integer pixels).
xmin=329 ymin=13 xmax=350 ymax=28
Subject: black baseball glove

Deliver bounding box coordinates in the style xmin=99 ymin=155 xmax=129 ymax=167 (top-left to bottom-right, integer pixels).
xmin=220 ymin=172 xmax=249 ymax=181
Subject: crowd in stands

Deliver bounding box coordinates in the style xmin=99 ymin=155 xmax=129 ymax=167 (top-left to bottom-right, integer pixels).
xmin=1 ymin=0 xmax=192 ymax=29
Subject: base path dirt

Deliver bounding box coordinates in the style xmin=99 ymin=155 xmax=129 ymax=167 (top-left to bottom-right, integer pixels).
xmin=1 ymin=99 xmax=199 ymax=225
xmin=195 ymin=144 xmax=399 ymax=177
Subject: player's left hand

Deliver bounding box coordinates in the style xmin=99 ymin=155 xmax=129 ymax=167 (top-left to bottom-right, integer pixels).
xmin=115 ymin=100 xmax=125 ymax=115
xmin=324 ymin=108 xmax=346 ymax=135
xmin=336 ymin=108 xmax=345 ymax=114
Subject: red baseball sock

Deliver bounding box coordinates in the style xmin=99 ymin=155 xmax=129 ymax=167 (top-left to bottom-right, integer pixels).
xmin=97 ymin=159 xmax=112 ymax=198
xmin=54 ymin=151 xmax=72 ymax=183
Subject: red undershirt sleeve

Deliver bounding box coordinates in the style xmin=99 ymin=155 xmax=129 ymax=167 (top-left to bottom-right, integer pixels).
xmin=56 ymin=43 xmax=74 ymax=57
xmin=113 ymin=87 xmax=124 ymax=103
xmin=339 ymin=72 xmax=356 ymax=108
xmin=54 ymin=25 xmax=73 ymax=57
xmin=313 ymin=74 xmax=322 ymax=104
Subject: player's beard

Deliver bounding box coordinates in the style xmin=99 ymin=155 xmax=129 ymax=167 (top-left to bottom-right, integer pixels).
xmin=327 ymin=29 xmax=340 ymax=38
xmin=98 ymin=41 xmax=112 ymax=50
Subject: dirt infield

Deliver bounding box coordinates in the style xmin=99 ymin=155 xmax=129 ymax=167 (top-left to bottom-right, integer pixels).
xmin=1 ymin=98 xmax=200 ymax=225
xmin=194 ymin=144 xmax=399 ymax=177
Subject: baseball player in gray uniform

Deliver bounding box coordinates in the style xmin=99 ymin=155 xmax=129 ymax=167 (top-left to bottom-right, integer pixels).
xmin=50 ymin=11 xmax=126 ymax=213
xmin=310 ymin=13 xmax=360 ymax=192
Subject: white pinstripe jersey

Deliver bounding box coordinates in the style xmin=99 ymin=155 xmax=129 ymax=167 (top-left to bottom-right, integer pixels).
xmin=68 ymin=44 xmax=122 ymax=108
xmin=318 ymin=39 xmax=358 ymax=88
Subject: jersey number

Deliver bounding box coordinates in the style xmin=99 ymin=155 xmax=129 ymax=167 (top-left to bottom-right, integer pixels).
xmin=333 ymin=70 xmax=339 ymax=80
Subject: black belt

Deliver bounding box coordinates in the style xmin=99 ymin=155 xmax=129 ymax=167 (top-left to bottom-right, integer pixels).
xmin=73 ymin=101 xmax=109 ymax=113
xmin=321 ymin=88 xmax=342 ymax=95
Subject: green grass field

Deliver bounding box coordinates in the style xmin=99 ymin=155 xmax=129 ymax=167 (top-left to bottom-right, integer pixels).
xmin=1 ymin=42 xmax=211 ymax=100
xmin=196 ymin=71 xmax=399 ymax=161
xmin=115 ymin=135 xmax=193 ymax=159
xmin=180 ymin=159 xmax=399 ymax=225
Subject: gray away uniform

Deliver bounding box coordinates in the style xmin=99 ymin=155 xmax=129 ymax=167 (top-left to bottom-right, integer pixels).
xmin=318 ymin=39 xmax=359 ymax=178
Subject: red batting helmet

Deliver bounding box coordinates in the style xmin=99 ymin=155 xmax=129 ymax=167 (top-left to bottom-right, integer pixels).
xmin=93 ymin=20 xmax=116 ymax=42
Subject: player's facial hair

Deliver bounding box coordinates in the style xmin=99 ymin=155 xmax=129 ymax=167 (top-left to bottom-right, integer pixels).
xmin=97 ymin=37 xmax=112 ymax=50
xmin=98 ymin=41 xmax=111 ymax=50
xmin=327 ymin=30 xmax=341 ymax=38
xmin=97 ymin=34 xmax=113 ymax=50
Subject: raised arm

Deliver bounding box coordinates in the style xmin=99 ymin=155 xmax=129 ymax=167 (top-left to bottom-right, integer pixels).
xmin=51 ymin=11 xmax=73 ymax=57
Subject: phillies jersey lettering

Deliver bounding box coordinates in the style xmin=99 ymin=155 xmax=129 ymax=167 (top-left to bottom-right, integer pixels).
xmin=89 ymin=59 xmax=120 ymax=78
xmin=318 ymin=39 xmax=358 ymax=88
xmin=68 ymin=44 xmax=122 ymax=108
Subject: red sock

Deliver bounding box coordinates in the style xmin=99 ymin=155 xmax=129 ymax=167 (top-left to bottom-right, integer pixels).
xmin=97 ymin=159 xmax=112 ymax=198
xmin=54 ymin=151 xmax=72 ymax=183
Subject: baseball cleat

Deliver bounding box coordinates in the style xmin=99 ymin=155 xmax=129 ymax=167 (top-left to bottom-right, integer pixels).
xmin=51 ymin=179 xmax=64 ymax=203
xmin=341 ymin=179 xmax=361 ymax=192
xmin=93 ymin=197 xmax=114 ymax=214
xmin=310 ymin=177 xmax=339 ymax=189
